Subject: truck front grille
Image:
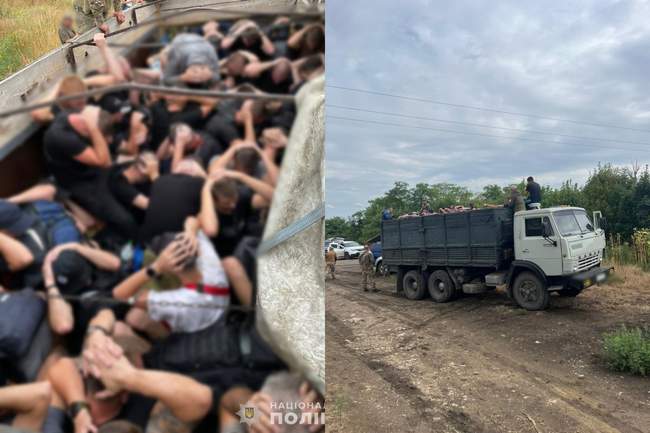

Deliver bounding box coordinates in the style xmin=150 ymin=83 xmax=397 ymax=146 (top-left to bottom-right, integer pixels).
xmin=577 ymin=253 xmax=600 ymax=271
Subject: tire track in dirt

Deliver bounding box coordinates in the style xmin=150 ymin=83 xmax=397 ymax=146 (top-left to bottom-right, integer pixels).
xmin=327 ymin=262 xmax=650 ymax=433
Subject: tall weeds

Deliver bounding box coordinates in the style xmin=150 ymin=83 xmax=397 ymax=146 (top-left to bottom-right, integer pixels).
xmin=0 ymin=0 xmax=72 ymax=80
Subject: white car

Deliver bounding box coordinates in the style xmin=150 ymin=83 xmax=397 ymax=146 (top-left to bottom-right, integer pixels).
xmin=328 ymin=242 xmax=346 ymax=259
xmin=341 ymin=241 xmax=365 ymax=259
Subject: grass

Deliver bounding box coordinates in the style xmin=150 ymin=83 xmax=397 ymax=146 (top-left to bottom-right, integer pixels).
xmin=603 ymin=326 xmax=650 ymax=376
xmin=0 ymin=0 xmax=73 ymax=80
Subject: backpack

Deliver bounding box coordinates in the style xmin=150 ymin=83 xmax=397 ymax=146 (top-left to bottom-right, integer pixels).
xmin=0 ymin=289 xmax=46 ymax=360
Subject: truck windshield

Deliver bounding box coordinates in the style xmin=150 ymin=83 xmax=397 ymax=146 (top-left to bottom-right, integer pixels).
xmin=554 ymin=210 xmax=583 ymax=236
xmin=574 ymin=211 xmax=595 ymax=233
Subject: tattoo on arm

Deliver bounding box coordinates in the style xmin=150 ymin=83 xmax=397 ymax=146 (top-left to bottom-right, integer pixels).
xmin=146 ymin=403 xmax=195 ymax=433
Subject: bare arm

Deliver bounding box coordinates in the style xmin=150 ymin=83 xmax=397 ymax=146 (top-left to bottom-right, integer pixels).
xmin=260 ymin=32 xmax=275 ymax=56
xmin=105 ymin=356 xmax=213 ymax=423
xmin=227 ymin=170 xmax=274 ymax=203
xmin=207 ymin=143 xmax=239 ymax=174
xmin=94 ymin=33 xmax=126 ymax=82
xmin=198 ymin=177 xmax=219 ymax=237
xmin=242 ymin=58 xmax=278 ymax=78
xmin=48 ymin=357 xmax=86 ymax=407
xmin=74 ymin=107 xmax=111 ymax=167
xmin=0 ymin=232 xmax=33 ymax=271
xmin=75 ymin=244 xmax=121 ymax=271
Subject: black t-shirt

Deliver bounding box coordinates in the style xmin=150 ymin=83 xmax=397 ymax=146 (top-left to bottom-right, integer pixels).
xmin=212 ymin=186 xmax=255 ymax=256
xmin=252 ymin=69 xmax=293 ymax=94
xmin=205 ymin=111 xmax=241 ymax=150
xmin=230 ymin=37 xmax=271 ymax=61
xmin=43 ymin=115 xmax=102 ymax=189
xmin=149 ymin=101 xmax=210 ymax=151
xmin=141 ymin=174 xmax=204 ymax=242
xmin=526 ymin=181 xmax=542 ymax=203
xmin=194 ymin=132 xmax=225 ymax=169
xmin=108 ymin=163 xmax=151 ymax=223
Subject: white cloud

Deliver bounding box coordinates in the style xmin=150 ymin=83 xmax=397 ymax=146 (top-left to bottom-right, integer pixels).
xmin=326 ymin=0 xmax=650 ymax=216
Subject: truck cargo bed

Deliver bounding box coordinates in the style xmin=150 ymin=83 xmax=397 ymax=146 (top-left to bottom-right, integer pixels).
xmin=382 ymin=208 xmax=514 ymax=269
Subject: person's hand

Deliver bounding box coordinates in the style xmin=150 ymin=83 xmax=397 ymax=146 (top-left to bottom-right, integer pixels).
xmin=181 ymin=66 xmax=213 ymax=84
xmin=247 ymin=392 xmax=279 ymax=433
xmin=173 ymin=124 xmax=193 ymax=147
xmin=176 ymin=228 xmax=199 ymax=256
xmin=80 ymin=105 xmax=101 ymax=131
xmin=261 ymin=128 xmax=288 ymax=149
xmin=93 ymin=32 xmax=107 ymax=49
xmin=299 ymin=381 xmax=324 ymax=432
xmin=82 ymin=331 xmax=123 ymax=379
xmin=152 ymin=237 xmax=195 ymax=275
xmin=140 ymin=155 xmax=159 ymax=180
xmin=73 ymin=407 xmax=97 ymax=433
xmin=99 ymin=24 xmax=109 ymax=34
xmin=96 ymin=354 xmax=136 ymax=392
xmin=113 ymin=11 xmax=126 ymax=25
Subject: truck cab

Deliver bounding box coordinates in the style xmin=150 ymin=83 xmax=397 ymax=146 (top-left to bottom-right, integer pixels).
xmin=508 ymin=206 xmax=610 ymax=309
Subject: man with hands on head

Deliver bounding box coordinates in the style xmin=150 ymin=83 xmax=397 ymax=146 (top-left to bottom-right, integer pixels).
xmin=47 ymin=308 xmax=213 ymax=433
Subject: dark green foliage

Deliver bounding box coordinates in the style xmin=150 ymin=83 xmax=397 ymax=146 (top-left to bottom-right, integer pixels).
xmin=326 ymin=163 xmax=650 ymax=243
xmin=602 ymin=327 xmax=650 ymax=376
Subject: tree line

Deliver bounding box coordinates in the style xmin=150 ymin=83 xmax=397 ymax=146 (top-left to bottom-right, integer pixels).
xmin=326 ymin=163 xmax=650 ymax=243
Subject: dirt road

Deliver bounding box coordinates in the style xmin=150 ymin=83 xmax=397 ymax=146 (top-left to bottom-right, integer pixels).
xmin=326 ymin=261 xmax=650 ymax=433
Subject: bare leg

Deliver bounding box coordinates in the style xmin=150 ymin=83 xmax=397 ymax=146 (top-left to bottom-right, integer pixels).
xmin=221 ymin=257 xmax=253 ymax=306
xmin=0 ymin=382 xmax=52 ymax=432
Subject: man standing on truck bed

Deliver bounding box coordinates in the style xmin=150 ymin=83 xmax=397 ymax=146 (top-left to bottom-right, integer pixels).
xmin=359 ymin=243 xmax=377 ymax=292
xmin=525 ymin=176 xmax=542 ymax=209
xmin=73 ymin=0 xmax=126 ymax=34
xmin=507 ymin=186 xmax=526 ymax=213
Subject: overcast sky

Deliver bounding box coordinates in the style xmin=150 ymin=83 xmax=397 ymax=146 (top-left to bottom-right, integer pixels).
xmin=325 ymin=0 xmax=650 ymax=217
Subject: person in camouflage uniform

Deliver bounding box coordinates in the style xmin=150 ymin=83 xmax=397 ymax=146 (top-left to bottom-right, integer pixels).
xmin=73 ymin=0 xmax=126 ymax=34
xmin=358 ymin=243 xmax=377 ymax=292
xmin=325 ymin=246 xmax=337 ymax=280
xmin=58 ymin=15 xmax=78 ymax=44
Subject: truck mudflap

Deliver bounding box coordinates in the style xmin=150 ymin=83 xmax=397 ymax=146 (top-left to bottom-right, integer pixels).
xmin=568 ymin=266 xmax=613 ymax=290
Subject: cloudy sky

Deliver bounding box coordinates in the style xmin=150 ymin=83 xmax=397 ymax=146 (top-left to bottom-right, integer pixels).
xmin=325 ymin=0 xmax=650 ymax=217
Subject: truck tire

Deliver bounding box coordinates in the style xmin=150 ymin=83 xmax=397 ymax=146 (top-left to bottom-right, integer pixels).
xmin=512 ymin=271 xmax=549 ymax=311
xmin=403 ymin=270 xmax=427 ymax=300
xmin=428 ymin=270 xmax=455 ymax=303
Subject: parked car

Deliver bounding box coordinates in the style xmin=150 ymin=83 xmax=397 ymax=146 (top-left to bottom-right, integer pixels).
xmin=374 ymin=256 xmax=390 ymax=277
xmin=328 ymin=242 xmax=346 ymax=259
xmin=323 ymin=240 xmax=331 ymax=254
xmin=341 ymin=241 xmax=364 ymax=259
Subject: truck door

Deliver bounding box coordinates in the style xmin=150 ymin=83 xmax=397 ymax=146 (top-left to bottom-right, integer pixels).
xmin=517 ymin=215 xmax=562 ymax=276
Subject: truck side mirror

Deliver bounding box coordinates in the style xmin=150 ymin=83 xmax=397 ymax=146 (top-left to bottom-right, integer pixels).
xmin=542 ymin=220 xmax=553 ymax=238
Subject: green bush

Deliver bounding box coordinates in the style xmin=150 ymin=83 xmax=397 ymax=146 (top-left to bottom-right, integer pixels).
xmin=602 ymin=327 xmax=650 ymax=376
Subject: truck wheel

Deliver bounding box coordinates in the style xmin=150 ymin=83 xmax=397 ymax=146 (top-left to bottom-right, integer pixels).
xmin=403 ymin=270 xmax=427 ymax=300
xmin=512 ymin=271 xmax=549 ymax=311
xmin=428 ymin=270 xmax=455 ymax=303
xmin=344 ymin=252 xmax=350 ymax=260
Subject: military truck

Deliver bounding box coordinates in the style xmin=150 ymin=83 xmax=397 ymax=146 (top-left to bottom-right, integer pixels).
xmin=381 ymin=207 xmax=611 ymax=310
